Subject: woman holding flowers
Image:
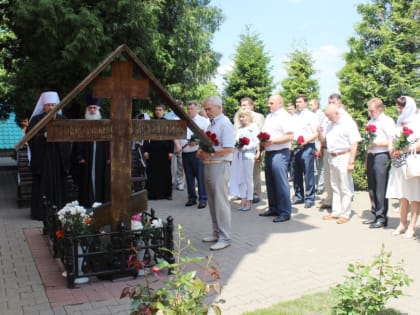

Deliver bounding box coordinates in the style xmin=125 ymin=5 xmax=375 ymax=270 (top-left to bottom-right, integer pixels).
xmin=230 ymin=108 xmax=260 ymax=211
xmin=386 ymin=96 xmax=420 ymax=239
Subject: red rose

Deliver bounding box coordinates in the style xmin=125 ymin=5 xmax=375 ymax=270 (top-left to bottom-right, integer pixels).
xmin=257 ymin=132 xmax=271 ymax=142
xmin=297 ymin=135 xmax=305 ymax=145
xmin=402 ymin=126 xmax=413 ymax=136
xmin=365 ymin=124 xmax=377 ymax=133
xmin=240 ymin=137 xmax=250 ymax=146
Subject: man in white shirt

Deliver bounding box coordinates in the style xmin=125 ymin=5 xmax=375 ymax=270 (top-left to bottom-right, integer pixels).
xmin=291 ymin=94 xmax=319 ymax=208
xmin=258 ymin=94 xmax=294 ymax=222
xmin=322 ymin=104 xmax=361 ymax=224
xmin=363 ymin=97 xmax=395 ymax=228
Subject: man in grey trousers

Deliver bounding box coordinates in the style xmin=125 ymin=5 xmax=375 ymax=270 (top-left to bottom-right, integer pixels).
xmin=197 ymin=96 xmax=235 ymax=251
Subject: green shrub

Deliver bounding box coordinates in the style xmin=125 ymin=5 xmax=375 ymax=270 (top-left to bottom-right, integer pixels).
xmin=121 ymin=225 xmax=223 ymax=315
xmin=333 ymin=244 xmax=412 ymax=315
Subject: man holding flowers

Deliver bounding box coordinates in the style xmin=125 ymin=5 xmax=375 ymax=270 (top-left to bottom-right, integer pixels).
xmin=363 ymin=97 xmax=395 ymax=229
xmin=258 ymin=94 xmax=294 ymax=223
xmin=197 ymin=96 xmax=234 ymax=251
xmin=290 ymin=94 xmax=319 ymax=208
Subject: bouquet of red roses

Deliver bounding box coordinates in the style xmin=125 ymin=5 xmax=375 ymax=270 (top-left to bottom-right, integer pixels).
xmin=363 ymin=124 xmax=377 ymax=147
xmin=393 ymin=126 xmax=413 ymax=152
xmin=199 ymin=131 xmax=219 ymax=153
xmin=257 ymin=131 xmax=270 ymax=143
xmin=235 ymin=136 xmax=250 ymax=149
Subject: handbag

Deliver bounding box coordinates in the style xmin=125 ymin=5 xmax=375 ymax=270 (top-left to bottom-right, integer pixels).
xmin=405 ymin=151 xmax=420 ymax=179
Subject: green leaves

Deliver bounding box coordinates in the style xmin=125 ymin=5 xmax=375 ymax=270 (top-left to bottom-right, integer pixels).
xmin=1 ymin=0 xmax=223 ymax=119
xmin=338 ymin=0 xmax=420 ymax=110
xmin=122 ymin=224 xmax=223 ymax=315
xmin=333 ymin=244 xmax=412 ymax=315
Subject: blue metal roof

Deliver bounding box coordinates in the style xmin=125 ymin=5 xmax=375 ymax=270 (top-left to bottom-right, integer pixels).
xmin=0 ymin=112 xmax=24 ymax=150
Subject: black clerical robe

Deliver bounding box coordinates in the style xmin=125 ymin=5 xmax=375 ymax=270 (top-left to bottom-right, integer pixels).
xmin=72 ymin=141 xmax=111 ymax=208
xmin=27 ymin=113 xmax=72 ymax=220
xmin=143 ymin=123 xmax=174 ymax=199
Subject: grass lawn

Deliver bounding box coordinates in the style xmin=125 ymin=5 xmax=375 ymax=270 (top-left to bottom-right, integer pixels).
xmin=242 ymin=290 xmax=402 ymax=315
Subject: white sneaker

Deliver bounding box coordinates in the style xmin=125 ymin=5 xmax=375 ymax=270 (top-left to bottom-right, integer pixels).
xmin=202 ymin=236 xmax=218 ymax=243
xmin=210 ymin=241 xmax=230 ymax=251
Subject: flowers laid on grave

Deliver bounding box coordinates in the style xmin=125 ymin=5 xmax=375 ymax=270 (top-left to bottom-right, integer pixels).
xmin=56 ymin=201 xmax=93 ymax=237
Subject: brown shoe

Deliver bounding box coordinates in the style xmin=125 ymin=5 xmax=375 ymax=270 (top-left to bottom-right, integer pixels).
xmin=336 ymin=217 xmax=350 ymax=224
xmin=322 ymin=214 xmax=338 ymax=220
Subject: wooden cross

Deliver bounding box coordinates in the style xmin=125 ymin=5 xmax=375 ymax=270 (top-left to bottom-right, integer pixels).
xmin=47 ymin=61 xmax=186 ymax=230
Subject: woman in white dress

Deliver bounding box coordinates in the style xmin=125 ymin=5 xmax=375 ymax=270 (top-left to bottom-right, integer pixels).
xmin=230 ymin=109 xmax=260 ymax=211
xmin=386 ymin=96 xmax=420 ymax=239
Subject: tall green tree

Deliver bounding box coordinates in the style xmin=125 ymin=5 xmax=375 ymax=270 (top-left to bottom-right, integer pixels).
xmin=337 ymin=0 xmax=420 ymax=190
xmin=223 ymin=26 xmax=274 ymax=118
xmin=279 ymin=47 xmax=319 ymax=105
xmin=0 ymin=0 xmax=223 ymax=119
xmin=338 ymin=0 xmax=420 ymax=112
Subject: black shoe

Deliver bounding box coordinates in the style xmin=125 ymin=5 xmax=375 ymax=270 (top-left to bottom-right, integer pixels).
xmin=304 ymin=203 xmax=314 ymax=208
xmin=259 ymin=210 xmax=277 ymax=217
xmin=197 ymin=201 xmax=207 ymax=209
xmin=273 ymin=215 xmax=291 ymax=223
xmin=252 ymin=196 xmax=261 ymax=204
xmin=185 ymin=200 xmax=197 ymax=207
xmin=292 ymin=199 xmax=304 ymax=205
xmin=362 ymin=218 xmax=376 ymax=225
xmin=369 ymin=221 xmax=387 ymax=229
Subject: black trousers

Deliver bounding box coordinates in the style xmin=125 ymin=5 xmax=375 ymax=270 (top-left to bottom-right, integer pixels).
xmin=367 ymin=152 xmax=390 ymax=222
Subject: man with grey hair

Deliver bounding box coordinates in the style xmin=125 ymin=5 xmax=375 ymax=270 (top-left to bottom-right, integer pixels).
xmin=72 ymin=96 xmax=110 ymax=208
xmin=197 ymin=96 xmax=235 ymax=250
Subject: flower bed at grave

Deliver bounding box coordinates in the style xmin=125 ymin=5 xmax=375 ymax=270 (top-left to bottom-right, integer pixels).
xmin=42 ymin=198 xmax=174 ymax=288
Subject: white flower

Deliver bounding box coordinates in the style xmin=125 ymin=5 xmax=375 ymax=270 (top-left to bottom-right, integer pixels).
xmin=57 ymin=200 xmax=87 ymax=224
xmin=131 ymin=220 xmax=144 ymax=230
xmin=151 ymin=218 xmax=163 ymax=228
xmin=91 ymin=202 xmax=102 ymax=208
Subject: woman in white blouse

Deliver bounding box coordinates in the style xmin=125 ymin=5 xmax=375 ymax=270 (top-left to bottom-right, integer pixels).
xmin=230 ymin=109 xmax=260 ymax=211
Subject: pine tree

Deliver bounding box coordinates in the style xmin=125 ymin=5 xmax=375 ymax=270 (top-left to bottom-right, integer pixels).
xmin=338 ymin=0 xmax=420 ymax=112
xmin=279 ymin=47 xmax=320 ymax=105
xmin=223 ymin=26 xmax=274 ymax=118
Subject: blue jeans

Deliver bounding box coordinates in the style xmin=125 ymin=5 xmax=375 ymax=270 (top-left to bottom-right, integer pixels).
xmin=182 ymin=152 xmax=207 ymax=202
xmin=264 ymin=149 xmax=291 ymax=216
xmin=292 ymin=143 xmax=315 ymax=203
